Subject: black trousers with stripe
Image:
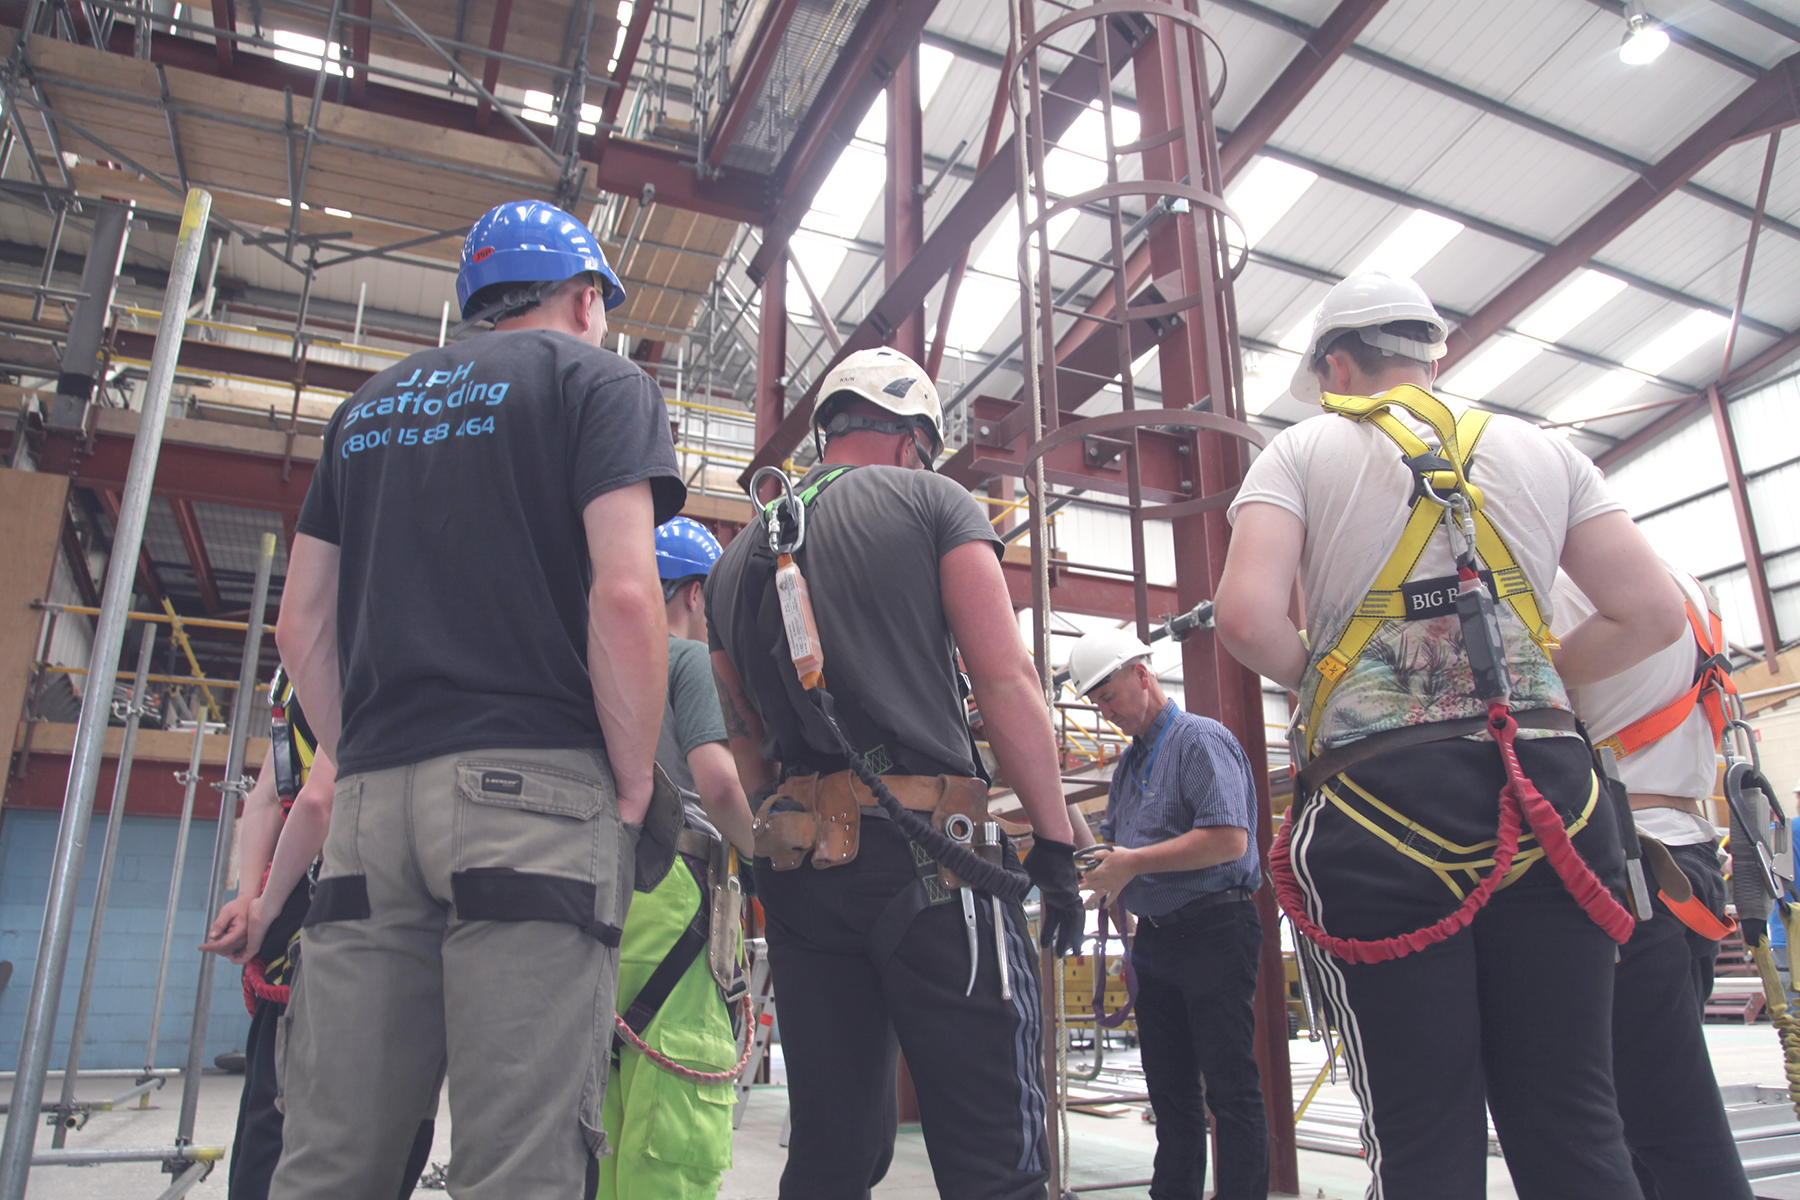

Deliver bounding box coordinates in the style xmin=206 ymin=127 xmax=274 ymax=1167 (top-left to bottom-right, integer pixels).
xmin=755 ymin=815 xmax=1048 ymax=1200
xmin=1613 ymin=839 xmax=1752 ymax=1200
xmin=1290 ymin=734 xmax=1642 ymax=1200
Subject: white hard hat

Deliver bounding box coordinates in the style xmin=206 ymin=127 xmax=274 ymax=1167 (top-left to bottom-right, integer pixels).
xmin=1066 ymin=628 xmax=1155 ymax=698
xmin=1288 ymin=273 xmax=1449 ymax=403
xmin=815 ymin=347 xmax=944 ymax=455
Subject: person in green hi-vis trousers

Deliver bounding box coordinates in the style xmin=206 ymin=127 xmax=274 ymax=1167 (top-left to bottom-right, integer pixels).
xmin=597 ymin=517 xmax=755 ymax=1200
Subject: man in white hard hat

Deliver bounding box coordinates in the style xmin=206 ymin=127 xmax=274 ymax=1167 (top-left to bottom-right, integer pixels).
xmin=1069 ymin=628 xmax=1267 ymax=1200
xmin=705 ymin=346 xmax=1084 ymax=1198
xmin=1214 ymin=272 xmax=1684 ymax=1198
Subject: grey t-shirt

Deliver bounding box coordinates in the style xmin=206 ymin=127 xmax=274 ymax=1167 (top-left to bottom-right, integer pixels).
xmin=657 ymin=634 xmax=727 ymax=792
xmin=706 ymin=464 xmax=1002 ymax=778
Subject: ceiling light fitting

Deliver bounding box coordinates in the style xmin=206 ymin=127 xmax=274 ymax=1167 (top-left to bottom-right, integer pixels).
xmin=1620 ymin=2 xmax=1670 ymax=65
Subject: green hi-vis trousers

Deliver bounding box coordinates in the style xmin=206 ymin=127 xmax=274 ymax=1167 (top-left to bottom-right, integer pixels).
xmin=595 ymin=853 xmax=739 ymax=1200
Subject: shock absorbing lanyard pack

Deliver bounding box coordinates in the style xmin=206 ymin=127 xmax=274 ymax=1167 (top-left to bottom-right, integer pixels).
xmin=748 ymin=467 xmax=1029 ymax=905
xmin=1270 ymin=386 xmax=1637 ymax=963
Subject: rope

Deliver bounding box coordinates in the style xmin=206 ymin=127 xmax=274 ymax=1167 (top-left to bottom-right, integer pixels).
xmin=241 ymin=958 xmax=290 ymax=1015
xmin=1272 ymin=702 xmax=1634 ymax=963
xmin=613 ymin=993 xmax=757 ymax=1085
xmin=1091 ymin=902 xmax=1136 ymax=1028
xmin=1748 ymin=932 xmax=1800 ymax=1119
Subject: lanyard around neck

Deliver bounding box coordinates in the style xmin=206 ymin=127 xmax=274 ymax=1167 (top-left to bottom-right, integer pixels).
xmin=1133 ymin=710 xmax=1174 ymax=788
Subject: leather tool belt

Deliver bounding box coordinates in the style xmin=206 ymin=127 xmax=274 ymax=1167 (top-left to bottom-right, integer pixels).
xmin=1296 ymin=707 xmax=1578 ymax=796
xmin=753 ymin=771 xmax=988 ymax=877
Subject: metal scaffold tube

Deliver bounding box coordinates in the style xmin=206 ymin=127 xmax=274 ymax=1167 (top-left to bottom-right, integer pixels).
xmin=51 ymin=627 xmax=158 ymax=1146
xmin=143 ymin=722 xmax=211 ymax=1075
xmin=177 ymin=531 xmax=276 ymax=1143
xmin=0 ymin=186 xmax=213 ymax=1200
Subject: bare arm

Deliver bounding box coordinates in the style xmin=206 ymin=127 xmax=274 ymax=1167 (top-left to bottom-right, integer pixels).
xmin=942 ymin=541 xmax=1074 ymax=844
xmin=1554 ymin=510 xmax=1686 ymax=687
xmin=198 ymin=749 xmax=280 ymax=958
xmin=275 ymin=534 xmax=344 ymax=759
xmin=582 ymin=481 xmax=668 ymax=825
xmin=711 ymin=650 xmax=778 ymax=797
xmin=1215 ymin=503 xmax=1310 ymax=691
xmin=234 ymin=751 xmax=338 ymax=963
xmin=1079 ymin=827 xmax=1248 ymax=906
xmin=687 ymin=740 xmax=755 ymax=856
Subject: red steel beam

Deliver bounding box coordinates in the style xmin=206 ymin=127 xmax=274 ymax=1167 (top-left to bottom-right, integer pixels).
xmin=1708 ymin=382 xmax=1784 ymax=667
xmin=1000 ymin=558 xmax=1177 ymax=620
xmin=36 ymin=431 xmax=317 ymax=516
xmin=740 ymin=16 xmax=1154 ymax=484
xmin=6 ymin=752 xmax=231 ymax=819
xmin=599 ymin=0 xmax=654 ymax=131
xmin=1441 ymin=52 xmax=1800 ymax=371
xmin=704 ymin=0 xmax=804 ymax=170
xmin=886 ymin=50 xmax=925 ymax=361
xmin=112 ymin=329 xmax=374 ymax=394
xmin=755 ymin=247 xmax=788 ymax=499
xmin=98 ymin=488 xmax=165 ymax=607
xmin=473 ymin=0 xmax=513 ymax=135
xmin=59 ymin=510 xmax=100 ymax=608
xmin=746 ymin=0 xmax=944 ymax=285
xmin=1217 ymin=0 xmax=1389 ymax=181
xmin=171 ymin=497 xmax=223 ymax=614
xmin=210 ymin=0 xmax=234 ymax=72
xmin=347 ymin=0 xmax=373 ymax=106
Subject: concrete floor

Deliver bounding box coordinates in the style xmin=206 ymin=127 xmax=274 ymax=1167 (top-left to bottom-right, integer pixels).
xmin=6 ymin=1023 xmax=1790 ymax=1198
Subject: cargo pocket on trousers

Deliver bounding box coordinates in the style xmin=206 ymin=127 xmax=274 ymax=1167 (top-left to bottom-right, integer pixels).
xmin=305 ymin=777 xmax=370 ymax=927
xmin=643 ymin=1028 xmax=737 ymax=1171
xmin=272 ymin=963 xmax=300 ymax=1116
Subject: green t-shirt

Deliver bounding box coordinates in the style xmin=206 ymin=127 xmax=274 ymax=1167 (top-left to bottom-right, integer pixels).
xmin=656 ymin=635 xmax=728 ymax=792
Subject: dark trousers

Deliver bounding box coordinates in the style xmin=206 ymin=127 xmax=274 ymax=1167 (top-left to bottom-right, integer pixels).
xmin=755 ymin=817 xmax=1049 ymax=1200
xmin=1613 ymin=840 xmax=1752 ymax=1200
xmin=228 ymin=996 xmax=436 ymax=1200
xmin=1131 ymin=899 xmax=1269 ymax=1200
xmin=1290 ymin=735 xmax=1642 ymax=1200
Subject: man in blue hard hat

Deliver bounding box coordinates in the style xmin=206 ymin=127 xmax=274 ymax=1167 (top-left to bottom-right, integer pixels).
xmin=273 ymin=199 xmax=686 ymax=1200
xmin=596 ymin=516 xmax=754 ymax=1200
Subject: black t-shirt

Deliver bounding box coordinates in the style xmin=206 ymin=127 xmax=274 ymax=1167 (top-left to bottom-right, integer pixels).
xmin=297 ymin=329 xmax=685 ymax=774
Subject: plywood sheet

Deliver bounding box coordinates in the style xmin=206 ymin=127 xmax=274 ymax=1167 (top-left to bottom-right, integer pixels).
xmin=0 ymin=468 xmax=71 ymax=769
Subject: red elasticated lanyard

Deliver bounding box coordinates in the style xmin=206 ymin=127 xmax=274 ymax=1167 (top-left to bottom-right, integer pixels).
xmin=1272 ymin=701 xmax=1636 ymax=964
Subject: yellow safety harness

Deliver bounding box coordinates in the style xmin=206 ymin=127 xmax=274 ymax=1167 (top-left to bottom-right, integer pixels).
xmin=1301 ymin=385 xmax=1558 ymax=759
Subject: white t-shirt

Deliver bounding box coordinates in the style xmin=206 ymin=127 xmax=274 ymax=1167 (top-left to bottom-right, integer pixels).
xmin=1552 ymin=567 xmax=1719 ymax=810
xmin=1228 ymin=402 xmax=1623 ymax=749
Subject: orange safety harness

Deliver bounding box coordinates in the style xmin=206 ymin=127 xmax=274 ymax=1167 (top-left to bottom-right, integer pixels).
xmin=1594 ymin=597 xmax=1736 ymax=761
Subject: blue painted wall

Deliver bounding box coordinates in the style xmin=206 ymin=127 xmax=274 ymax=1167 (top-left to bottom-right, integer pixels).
xmin=0 ymin=810 xmax=252 ymax=1070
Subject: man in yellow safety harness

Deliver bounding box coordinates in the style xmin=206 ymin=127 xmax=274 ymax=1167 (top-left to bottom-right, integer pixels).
xmin=1553 ymin=567 xmax=1753 ymax=1200
xmin=1216 ymin=272 xmax=1686 ymax=1199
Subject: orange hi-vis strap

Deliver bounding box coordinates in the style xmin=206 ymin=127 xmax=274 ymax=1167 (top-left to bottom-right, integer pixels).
xmin=1661 ymin=889 xmax=1735 ymax=941
xmin=1594 ymin=598 xmax=1736 ymax=760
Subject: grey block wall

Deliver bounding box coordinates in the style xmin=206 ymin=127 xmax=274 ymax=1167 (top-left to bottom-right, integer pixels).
xmin=0 ymin=810 xmax=253 ymax=1070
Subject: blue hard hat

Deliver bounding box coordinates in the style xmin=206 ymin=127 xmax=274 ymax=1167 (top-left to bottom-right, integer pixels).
xmin=457 ymin=200 xmax=627 ymax=320
xmin=656 ymin=517 xmax=723 ymax=580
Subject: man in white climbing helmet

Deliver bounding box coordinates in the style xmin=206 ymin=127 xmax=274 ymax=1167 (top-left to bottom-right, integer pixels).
xmin=1214 ymin=271 xmax=1684 ymax=1199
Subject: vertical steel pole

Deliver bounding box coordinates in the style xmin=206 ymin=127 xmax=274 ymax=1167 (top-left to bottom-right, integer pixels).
xmin=51 ymin=626 xmax=157 ymax=1146
xmin=144 ymin=722 xmax=210 ymax=1075
xmin=176 ymin=531 xmax=274 ymax=1143
xmin=0 ymin=187 xmax=211 ymax=1200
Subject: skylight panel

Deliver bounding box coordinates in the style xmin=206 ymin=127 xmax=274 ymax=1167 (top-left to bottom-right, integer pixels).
xmin=1042 ymin=103 xmax=1139 ymax=199
xmin=1549 ymin=369 xmax=1644 ymax=424
xmin=787 ymin=232 xmax=849 ymax=318
xmin=1516 ymin=270 xmax=1627 ymax=342
xmin=1350 ymin=210 xmax=1464 ymax=280
xmin=802 ymin=142 xmax=886 ymax=239
xmin=1242 ymin=349 xmax=1300 ymax=416
xmin=1440 ymin=336 xmax=1542 ymax=402
xmin=918 ymin=45 xmax=954 ymax=109
xmin=273 ymin=30 xmax=345 ymax=75
xmin=522 ymin=89 xmax=602 ymax=134
xmin=1223 ymin=158 xmax=1316 ymax=250
xmin=1622 ymin=310 xmax=1728 ymax=376
xmin=945 ymin=274 xmax=1019 ymax=352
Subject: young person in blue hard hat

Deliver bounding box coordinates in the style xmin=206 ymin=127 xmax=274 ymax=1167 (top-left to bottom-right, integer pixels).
xmin=272 ymin=200 xmax=686 ymax=1200
xmin=596 ymin=516 xmax=755 ymax=1200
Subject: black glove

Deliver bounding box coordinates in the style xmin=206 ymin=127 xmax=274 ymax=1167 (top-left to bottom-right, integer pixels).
xmin=1024 ymin=838 xmax=1085 ymax=957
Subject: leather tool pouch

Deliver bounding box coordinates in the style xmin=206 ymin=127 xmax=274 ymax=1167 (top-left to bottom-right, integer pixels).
xmin=707 ymin=837 xmax=746 ymax=998
xmin=810 ymin=773 xmax=861 ymax=868
xmin=753 ymin=791 xmax=817 ymax=871
xmin=932 ymin=777 xmax=991 ymax=891
xmin=634 ymin=765 xmax=684 ymax=894
xmin=1638 ymin=834 xmax=1692 ymax=902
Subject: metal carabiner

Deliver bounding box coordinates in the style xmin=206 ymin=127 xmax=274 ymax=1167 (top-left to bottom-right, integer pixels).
xmin=750 ymin=466 xmax=805 ymax=557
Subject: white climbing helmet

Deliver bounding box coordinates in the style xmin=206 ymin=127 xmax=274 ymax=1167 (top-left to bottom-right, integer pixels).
xmin=1066 ymin=627 xmax=1155 ymax=698
xmin=1288 ymin=272 xmax=1449 ymax=403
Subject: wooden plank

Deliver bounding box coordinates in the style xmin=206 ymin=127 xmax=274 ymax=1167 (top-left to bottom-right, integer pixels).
xmin=15 ymin=721 xmax=270 ymax=768
xmin=0 ymin=469 xmax=71 ymax=766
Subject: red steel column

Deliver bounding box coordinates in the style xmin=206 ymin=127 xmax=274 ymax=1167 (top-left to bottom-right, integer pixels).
xmin=886 ymin=50 xmax=926 ymax=362
xmin=1135 ymin=16 xmax=1299 ymax=1193
xmin=1708 ymin=383 xmax=1783 ymax=667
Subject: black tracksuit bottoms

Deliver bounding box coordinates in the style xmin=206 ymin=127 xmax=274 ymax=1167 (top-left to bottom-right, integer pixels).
xmin=1131 ymin=898 xmax=1269 ymax=1200
xmin=1288 ymin=734 xmax=1642 ymax=1200
xmin=1612 ymin=839 xmax=1752 ymax=1200
xmin=755 ymin=816 xmax=1049 ymax=1200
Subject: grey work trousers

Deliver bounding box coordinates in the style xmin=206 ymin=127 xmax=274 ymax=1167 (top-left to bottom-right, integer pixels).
xmin=269 ymin=746 xmax=636 ymax=1200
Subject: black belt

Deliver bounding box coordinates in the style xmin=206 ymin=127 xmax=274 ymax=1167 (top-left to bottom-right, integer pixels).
xmin=1139 ymin=886 xmax=1255 ymax=927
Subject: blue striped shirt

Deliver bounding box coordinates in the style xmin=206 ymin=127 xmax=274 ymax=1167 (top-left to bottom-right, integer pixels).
xmin=1099 ymin=699 xmax=1261 ymax=917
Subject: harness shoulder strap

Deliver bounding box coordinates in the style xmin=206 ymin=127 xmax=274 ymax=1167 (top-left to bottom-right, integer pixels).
xmin=1598 ymin=595 xmax=1737 ymax=759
